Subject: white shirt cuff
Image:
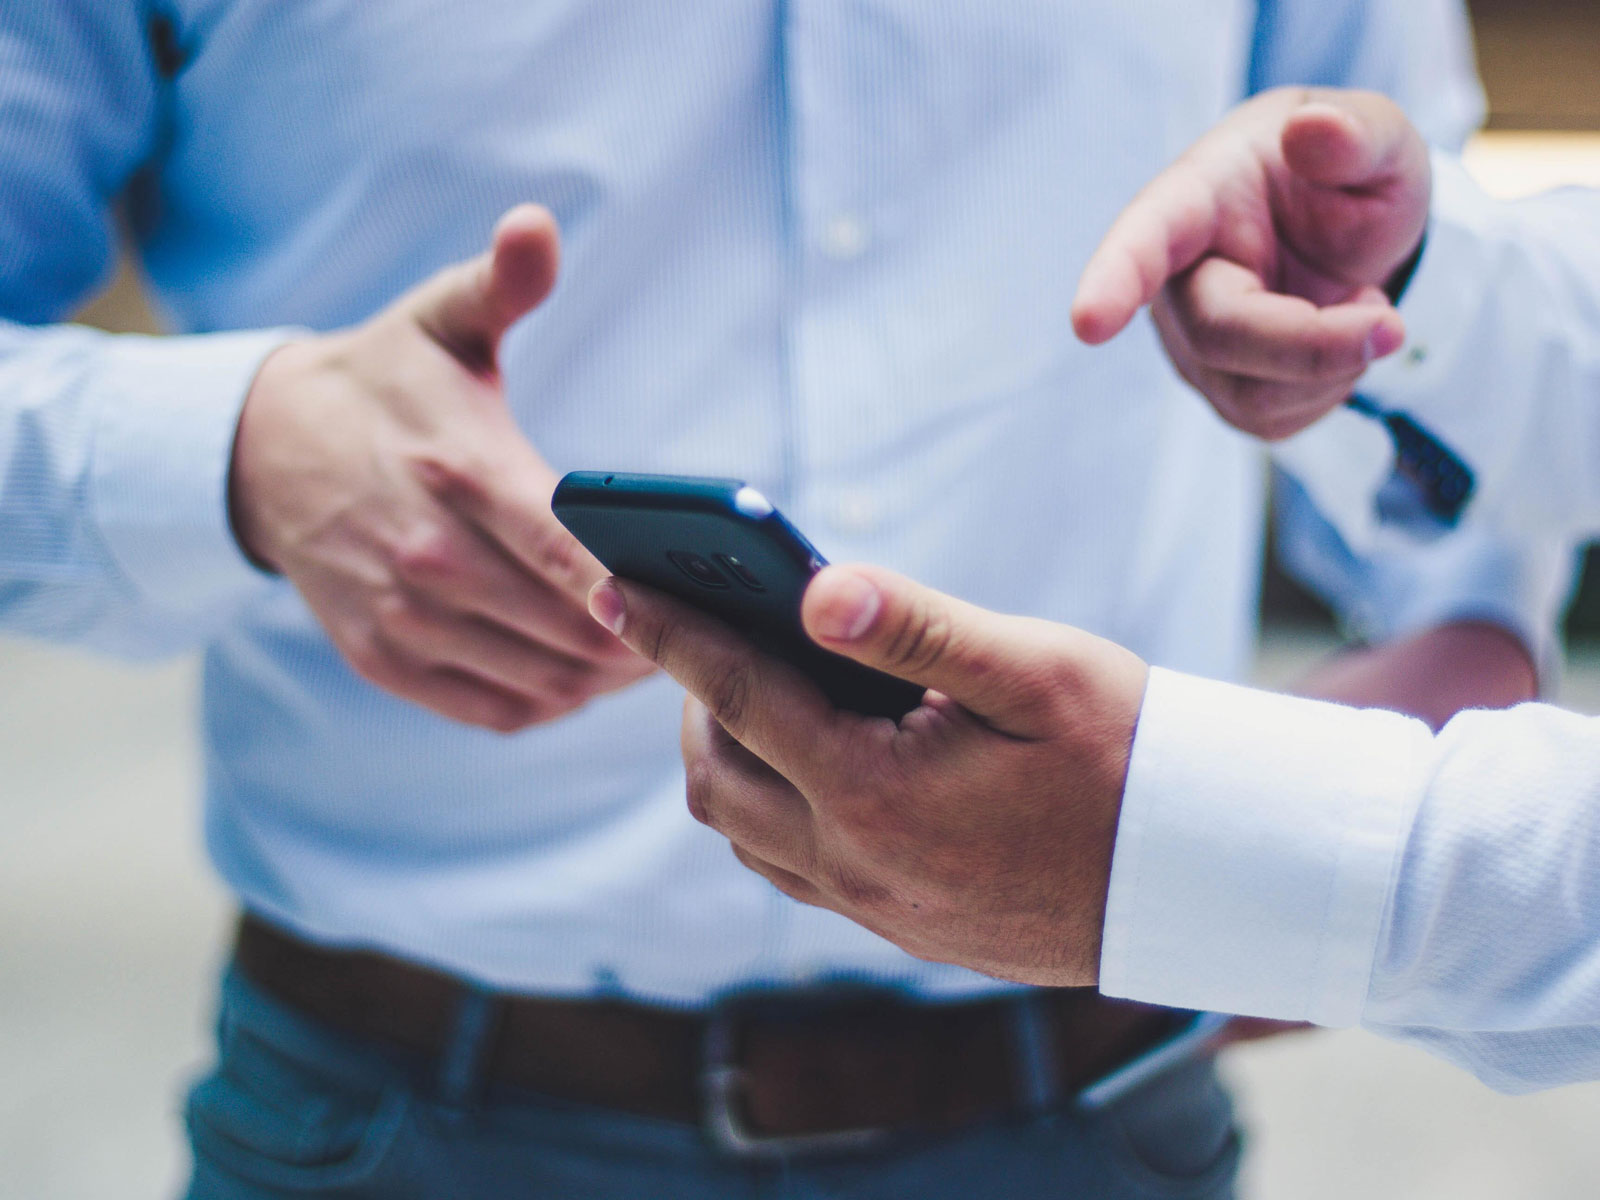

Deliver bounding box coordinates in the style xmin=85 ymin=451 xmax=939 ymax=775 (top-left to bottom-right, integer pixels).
xmin=1100 ymin=667 xmax=1434 ymax=1027
xmin=89 ymin=328 xmax=294 ymax=614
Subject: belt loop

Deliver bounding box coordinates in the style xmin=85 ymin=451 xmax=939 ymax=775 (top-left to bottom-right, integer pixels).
xmin=437 ymin=984 xmax=500 ymax=1113
xmin=1008 ymin=991 xmax=1061 ymax=1116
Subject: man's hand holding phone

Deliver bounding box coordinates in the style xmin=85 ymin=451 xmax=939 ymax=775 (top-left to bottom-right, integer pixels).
xmin=229 ymin=206 xmax=651 ymax=732
xmin=587 ymin=563 xmax=1147 ymax=987
xmin=1072 ymin=87 xmax=1432 ymax=440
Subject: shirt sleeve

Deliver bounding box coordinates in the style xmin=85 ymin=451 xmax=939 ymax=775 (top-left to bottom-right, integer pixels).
xmin=0 ymin=5 xmax=290 ymax=657
xmin=1247 ymin=0 xmax=1483 ymax=150
xmin=1100 ymin=667 xmax=1433 ymax=1027
xmin=1102 ymin=667 xmax=1600 ymax=1094
xmin=1271 ymin=470 xmax=1579 ymax=688
xmin=1365 ymin=703 xmax=1600 ymax=1093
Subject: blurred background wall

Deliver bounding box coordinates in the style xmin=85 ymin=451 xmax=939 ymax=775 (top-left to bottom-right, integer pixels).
xmin=5 ymin=4 xmax=1600 ymax=1199
xmin=1473 ymin=0 xmax=1600 ymax=130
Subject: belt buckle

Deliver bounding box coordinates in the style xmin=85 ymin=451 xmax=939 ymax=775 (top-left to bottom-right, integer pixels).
xmin=700 ymin=994 xmax=893 ymax=1161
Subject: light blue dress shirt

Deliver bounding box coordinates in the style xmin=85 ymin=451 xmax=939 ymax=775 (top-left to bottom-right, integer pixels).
xmin=0 ymin=0 xmax=1568 ymax=1002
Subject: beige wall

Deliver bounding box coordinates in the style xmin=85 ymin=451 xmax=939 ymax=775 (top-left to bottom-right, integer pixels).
xmin=1471 ymin=0 xmax=1600 ymax=130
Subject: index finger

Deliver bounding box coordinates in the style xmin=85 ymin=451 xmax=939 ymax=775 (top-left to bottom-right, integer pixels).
xmin=1170 ymin=256 xmax=1405 ymax=381
xmin=1072 ymin=159 xmax=1221 ymax=346
xmin=588 ymin=577 xmax=846 ymax=786
xmin=416 ymin=448 xmax=610 ymax=609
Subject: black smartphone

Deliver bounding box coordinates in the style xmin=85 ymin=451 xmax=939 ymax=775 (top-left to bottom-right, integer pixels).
xmin=552 ymin=471 xmax=925 ymax=720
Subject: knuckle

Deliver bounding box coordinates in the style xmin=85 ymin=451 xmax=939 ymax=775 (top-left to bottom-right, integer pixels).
xmin=1301 ymin=335 xmax=1332 ymax=380
xmin=828 ymin=863 xmax=892 ymax=911
xmin=1036 ymin=649 xmax=1097 ymax=714
xmin=371 ymin=590 xmax=425 ymax=640
xmin=546 ymin=665 xmax=594 ymax=706
xmin=1209 ymin=395 xmax=1244 ymax=431
xmin=1162 ymin=341 xmax=1201 ymax=388
xmin=730 ymin=843 xmax=768 ymax=877
xmin=880 ymin=598 xmax=954 ymax=674
xmin=840 ymin=798 xmax=899 ymax=848
xmin=527 ymin=523 xmax=584 ymax=583
xmin=773 ymin=876 xmax=819 ymax=908
xmin=684 ymin=758 xmax=719 ymax=826
xmin=705 ymin=666 xmax=753 ymax=740
xmin=833 ymin=776 xmax=908 ymax=846
xmin=411 ymin=450 xmax=491 ymax=510
xmin=391 ymin=525 xmax=461 ymax=586
xmin=642 ymin=610 xmax=677 ymax=669
xmin=1228 ymin=376 xmax=1275 ymax=418
xmin=1217 ymin=378 xmax=1283 ymax=436
xmin=1256 ymin=409 xmax=1320 ymax=443
xmin=770 ymin=881 xmax=804 ymax=905
xmin=485 ymin=703 xmax=538 ymax=734
xmin=1186 ymin=306 xmax=1228 ymax=358
xmin=341 ymin=633 xmax=397 ymax=688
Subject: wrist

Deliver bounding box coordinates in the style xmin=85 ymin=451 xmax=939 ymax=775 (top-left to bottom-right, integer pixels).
xmin=1100 ymin=668 xmax=1430 ymax=1023
xmin=1073 ymin=643 xmax=1150 ymax=981
xmin=228 ymin=338 xmax=322 ymax=573
xmin=1382 ymin=229 xmax=1428 ymax=306
xmin=1295 ymin=620 xmax=1537 ymax=732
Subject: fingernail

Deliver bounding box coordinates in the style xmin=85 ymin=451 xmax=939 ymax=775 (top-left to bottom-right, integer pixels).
xmin=588 ymin=581 xmax=626 ymax=635
xmin=1365 ymin=322 xmax=1404 ymax=362
xmin=812 ymin=571 xmax=881 ymax=642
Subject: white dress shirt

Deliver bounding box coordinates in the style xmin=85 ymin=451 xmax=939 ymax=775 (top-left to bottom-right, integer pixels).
xmin=0 ymin=1 xmax=1563 ymax=1003
xmin=1104 ymin=168 xmax=1600 ymax=1094
xmin=1105 ymin=672 xmax=1600 ymax=1095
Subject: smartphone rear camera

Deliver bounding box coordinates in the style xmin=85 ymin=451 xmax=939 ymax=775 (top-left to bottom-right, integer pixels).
xmin=667 ymin=551 xmax=730 ymax=589
xmin=715 ymin=554 xmax=765 ymax=591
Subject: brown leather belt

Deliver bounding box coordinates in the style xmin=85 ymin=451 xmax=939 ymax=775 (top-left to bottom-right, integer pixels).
xmin=235 ymin=913 xmax=1186 ymax=1157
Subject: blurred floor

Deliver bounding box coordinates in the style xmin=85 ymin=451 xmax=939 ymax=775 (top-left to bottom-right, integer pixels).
xmin=6 ymin=630 xmax=1600 ymax=1198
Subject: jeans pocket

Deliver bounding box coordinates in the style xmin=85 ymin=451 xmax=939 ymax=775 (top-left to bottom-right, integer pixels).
xmin=1084 ymin=1061 xmax=1243 ymax=1199
xmin=185 ymin=1014 xmax=412 ymax=1194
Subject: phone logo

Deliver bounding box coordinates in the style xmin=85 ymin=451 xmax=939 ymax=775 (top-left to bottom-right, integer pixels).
xmin=665 ymin=551 xmax=766 ymax=591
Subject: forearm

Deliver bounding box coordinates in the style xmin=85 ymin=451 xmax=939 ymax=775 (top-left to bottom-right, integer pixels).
xmin=1295 ymin=618 xmax=1536 ymax=731
xmin=1272 ymin=464 xmax=1577 ymax=708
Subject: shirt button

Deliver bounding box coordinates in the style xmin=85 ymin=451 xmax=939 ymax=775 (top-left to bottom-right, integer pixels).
xmin=819 ymin=213 xmax=870 ymax=261
xmin=831 ymin=490 xmax=881 ymax=534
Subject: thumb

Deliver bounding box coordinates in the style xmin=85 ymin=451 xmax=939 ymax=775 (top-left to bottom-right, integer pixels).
xmin=1277 ymin=91 xmax=1431 ymax=288
xmin=1280 ymin=91 xmax=1426 ymax=192
xmin=802 ymin=564 xmax=1079 ymax=734
xmin=410 ymin=204 xmax=561 ymax=374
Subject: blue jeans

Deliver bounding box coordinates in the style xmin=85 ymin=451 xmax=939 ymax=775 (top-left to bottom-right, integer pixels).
xmin=184 ymin=968 xmax=1241 ymax=1199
